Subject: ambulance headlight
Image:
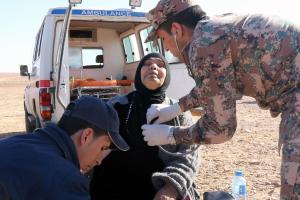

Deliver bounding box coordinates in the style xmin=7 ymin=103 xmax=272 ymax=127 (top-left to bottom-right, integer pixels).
xmin=69 ymin=0 xmax=82 ymax=4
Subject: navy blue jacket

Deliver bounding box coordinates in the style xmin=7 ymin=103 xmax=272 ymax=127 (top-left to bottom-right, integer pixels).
xmin=0 ymin=123 xmax=90 ymax=200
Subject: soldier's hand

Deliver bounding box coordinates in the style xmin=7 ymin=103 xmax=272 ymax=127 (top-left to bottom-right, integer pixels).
xmin=142 ymin=124 xmax=175 ymax=146
xmin=146 ymin=103 xmax=182 ymax=124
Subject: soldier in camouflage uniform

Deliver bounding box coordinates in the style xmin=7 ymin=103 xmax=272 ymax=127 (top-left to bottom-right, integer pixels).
xmin=141 ymin=0 xmax=300 ymax=199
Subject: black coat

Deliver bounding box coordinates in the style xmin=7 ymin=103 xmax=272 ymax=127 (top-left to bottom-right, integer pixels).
xmin=90 ymin=94 xmax=200 ymax=200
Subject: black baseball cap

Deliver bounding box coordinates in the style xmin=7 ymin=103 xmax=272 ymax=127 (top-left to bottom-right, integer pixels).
xmin=63 ymin=96 xmax=129 ymax=151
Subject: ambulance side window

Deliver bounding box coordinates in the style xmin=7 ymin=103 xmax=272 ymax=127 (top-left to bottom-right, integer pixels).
xmin=68 ymin=47 xmax=104 ymax=69
xmin=139 ymin=27 xmax=180 ymax=64
xmin=33 ymin=24 xmax=44 ymax=61
xmin=139 ymin=27 xmax=161 ymax=55
xmin=82 ymin=48 xmax=104 ymax=68
xmin=68 ymin=47 xmax=82 ymax=68
xmin=122 ymin=34 xmax=140 ymax=63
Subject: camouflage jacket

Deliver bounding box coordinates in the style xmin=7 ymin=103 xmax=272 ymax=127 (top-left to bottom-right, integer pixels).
xmin=174 ymin=14 xmax=300 ymax=145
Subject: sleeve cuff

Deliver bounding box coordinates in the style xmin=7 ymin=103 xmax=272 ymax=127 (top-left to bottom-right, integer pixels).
xmin=152 ymin=172 xmax=188 ymax=198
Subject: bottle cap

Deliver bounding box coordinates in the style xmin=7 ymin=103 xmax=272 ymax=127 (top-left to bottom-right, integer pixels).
xmin=235 ymin=170 xmax=243 ymax=176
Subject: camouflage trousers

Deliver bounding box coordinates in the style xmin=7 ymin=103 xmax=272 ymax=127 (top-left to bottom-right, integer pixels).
xmin=280 ymin=90 xmax=300 ymax=200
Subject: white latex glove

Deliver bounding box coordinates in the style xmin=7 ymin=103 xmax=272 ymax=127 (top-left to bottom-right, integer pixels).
xmin=146 ymin=102 xmax=182 ymax=124
xmin=141 ymin=124 xmax=175 ymax=146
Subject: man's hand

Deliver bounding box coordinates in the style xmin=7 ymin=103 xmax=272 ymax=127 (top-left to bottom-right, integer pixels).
xmin=142 ymin=124 xmax=175 ymax=146
xmin=146 ymin=103 xmax=182 ymax=124
xmin=153 ymin=183 xmax=179 ymax=200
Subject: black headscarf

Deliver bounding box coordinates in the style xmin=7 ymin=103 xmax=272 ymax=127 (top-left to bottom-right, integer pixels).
xmin=89 ymin=54 xmax=170 ymax=200
xmin=124 ymin=53 xmax=170 ymax=146
xmin=134 ymin=52 xmax=170 ymax=104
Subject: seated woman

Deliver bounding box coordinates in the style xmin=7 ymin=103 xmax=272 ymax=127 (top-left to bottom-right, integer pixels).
xmin=89 ymin=53 xmax=200 ymax=200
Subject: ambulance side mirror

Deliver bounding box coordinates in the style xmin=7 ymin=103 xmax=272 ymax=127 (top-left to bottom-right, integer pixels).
xmin=20 ymin=65 xmax=30 ymax=80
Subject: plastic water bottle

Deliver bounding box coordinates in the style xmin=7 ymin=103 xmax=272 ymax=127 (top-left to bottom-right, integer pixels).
xmin=231 ymin=170 xmax=247 ymax=200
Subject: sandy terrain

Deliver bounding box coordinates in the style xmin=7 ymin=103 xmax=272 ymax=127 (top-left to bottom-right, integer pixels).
xmin=0 ymin=73 xmax=281 ymax=199
xmin=0 ymin=73 xmax=27 ymax=136
xmin=196 ymin=99 xmax=281 ymax=199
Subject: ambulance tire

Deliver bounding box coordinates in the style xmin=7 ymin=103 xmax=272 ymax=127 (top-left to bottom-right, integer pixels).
xmin=24 ymin=104 xmax=36 ymax=133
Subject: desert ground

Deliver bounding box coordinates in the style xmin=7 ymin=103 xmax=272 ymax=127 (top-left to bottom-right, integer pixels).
xmin=0 ymin=73 xmax=281 ymax=199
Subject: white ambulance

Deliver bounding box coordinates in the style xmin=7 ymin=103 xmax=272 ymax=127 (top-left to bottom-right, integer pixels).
xmin=20 ymin=0 xmax=196 ymax=132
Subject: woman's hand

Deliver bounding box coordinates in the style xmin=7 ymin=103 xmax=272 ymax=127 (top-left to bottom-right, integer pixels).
xmin=153 ymin=183 xmax=179 ymax=200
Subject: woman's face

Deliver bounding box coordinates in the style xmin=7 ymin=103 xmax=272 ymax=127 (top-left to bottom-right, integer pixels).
xmin=140 ymin=57 xmax=167 ymax=90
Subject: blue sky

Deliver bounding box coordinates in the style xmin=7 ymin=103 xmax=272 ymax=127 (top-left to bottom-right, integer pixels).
xmin=0 ymin=0 xmax=299 ymax=73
